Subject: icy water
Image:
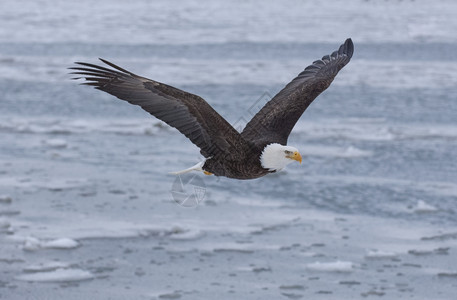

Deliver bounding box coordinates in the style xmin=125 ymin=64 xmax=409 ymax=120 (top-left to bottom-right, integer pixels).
xmin=1 ymin=0 xmax=457 ymax=299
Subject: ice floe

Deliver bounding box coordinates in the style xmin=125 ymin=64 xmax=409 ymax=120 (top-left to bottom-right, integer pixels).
xmin=365 ymin=249 xmax=398 ymax=259
xmin=413 ymin=200 xmax=438 ymax=213
xmin=306 ymin=261 xmax=355 ymax=273
xmin=42 ymin=138 xmax=68 ymax=148
xmin=22 ymin=237 xmax=79 ymax=251
xmin=16 ymin=268 xmax=94 ymax=282
xmin=23 ymin=261 xmax=71 ymax=273
xmin=41 ymin=238 xmax=80 ymax=249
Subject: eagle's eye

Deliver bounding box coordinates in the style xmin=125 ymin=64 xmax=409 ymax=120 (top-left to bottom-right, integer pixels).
xmin=284 ymin=150 xmax=292 ymax=155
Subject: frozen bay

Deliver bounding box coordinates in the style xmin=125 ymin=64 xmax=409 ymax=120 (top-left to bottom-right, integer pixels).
xmin=1 ymin=0 xmax=457 ymax=299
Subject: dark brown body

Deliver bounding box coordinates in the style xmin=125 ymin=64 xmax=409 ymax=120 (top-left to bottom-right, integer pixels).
xmin=202 ymin=142 xmax=273 ymax=179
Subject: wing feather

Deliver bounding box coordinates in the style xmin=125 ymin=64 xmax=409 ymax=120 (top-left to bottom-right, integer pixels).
xmin=70 ymin=59 xmax=245 ymax=159
xmin=242 ymin=38 xmax=354 ymax=145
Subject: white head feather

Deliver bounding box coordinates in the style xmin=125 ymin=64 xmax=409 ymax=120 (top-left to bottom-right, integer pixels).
xmin=260 ymin=143 xmax=302 ymax=171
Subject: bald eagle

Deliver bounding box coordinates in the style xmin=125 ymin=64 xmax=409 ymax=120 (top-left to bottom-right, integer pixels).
xmin=70 ymin=38 xmax=353 ymax=180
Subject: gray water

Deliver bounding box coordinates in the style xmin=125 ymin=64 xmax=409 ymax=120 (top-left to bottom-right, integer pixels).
xmin=1 ymin=0 xmax=457 ymax=299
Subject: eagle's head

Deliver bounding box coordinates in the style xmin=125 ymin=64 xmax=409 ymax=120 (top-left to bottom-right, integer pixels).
xmin=260 ymin=143 xmax=302 ymax=171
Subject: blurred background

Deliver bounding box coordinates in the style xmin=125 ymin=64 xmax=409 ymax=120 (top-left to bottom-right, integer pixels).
xmin=1 ymin=0 xmax=457 ymax=299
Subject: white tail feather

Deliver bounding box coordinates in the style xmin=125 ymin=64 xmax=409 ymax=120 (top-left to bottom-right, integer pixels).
xmin=169 ymin=161 xmax=205 ymax=175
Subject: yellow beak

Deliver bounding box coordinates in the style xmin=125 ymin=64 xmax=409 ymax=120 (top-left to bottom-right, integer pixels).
xmin=288 ymin=151 xmax=302 ymax=164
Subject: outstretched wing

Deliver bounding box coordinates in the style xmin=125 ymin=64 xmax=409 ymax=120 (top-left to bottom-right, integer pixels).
xmin=242 ymin=38 xmax=354 ymax=145
xmin=69 ymin=59 xmax=244 ymax=159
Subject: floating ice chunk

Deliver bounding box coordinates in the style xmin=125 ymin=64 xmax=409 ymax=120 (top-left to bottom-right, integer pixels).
xmin=300 ymin=251 xmax=319 ymax=257
xmin=24 ymin=261 xmax=71 ymax=273
xmin=15 ymin=269 xmax=94 ymax=282
xmin=22 ymin=237 xmax=79 ymax=251
xmin=42 ymin=238 xmax=80 ymax=249
xmin=341 ymin=146 xmax=372 ymax=158
xmin=42 ymin=138 xmax=67 ymax=148
xmin=306 ymin=261 xmax=354 ymax=273
xmin=365 ymin=249 xmax=398 ymax=259
xmin=23 ymin=237 xmax=42 ymax=251
xmin=413 ymin=200 xmax=438 ymax=213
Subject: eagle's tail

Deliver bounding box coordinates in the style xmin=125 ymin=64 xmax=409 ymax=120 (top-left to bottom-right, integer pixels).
xmin=169 ymin=161 xmax=205 ymax=175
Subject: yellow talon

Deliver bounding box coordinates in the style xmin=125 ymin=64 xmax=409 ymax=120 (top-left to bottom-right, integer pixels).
xmin=203 ymin=171 xmax=213 ymax=176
